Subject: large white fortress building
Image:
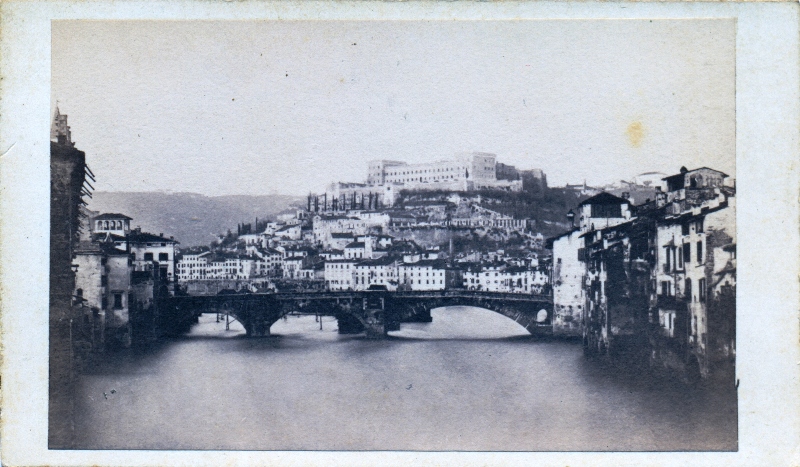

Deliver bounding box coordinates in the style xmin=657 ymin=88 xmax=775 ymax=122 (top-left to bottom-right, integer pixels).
xmin=367 ymin=152 xmax=522 ymax=193
xmin=312 ymin=152 xmax=545 ymax=212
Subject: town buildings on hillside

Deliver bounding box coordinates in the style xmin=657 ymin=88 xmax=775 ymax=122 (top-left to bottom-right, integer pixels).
xmin=177 ymin=221 xmax=551 ymax=296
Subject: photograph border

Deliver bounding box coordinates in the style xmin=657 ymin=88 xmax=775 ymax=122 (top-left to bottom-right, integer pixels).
xmin=1 ymin=1 xmax=799 ymax=466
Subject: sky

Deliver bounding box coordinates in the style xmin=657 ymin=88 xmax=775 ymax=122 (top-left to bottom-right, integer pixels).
xmin=52 ymin=19 xmax=735 ymax=196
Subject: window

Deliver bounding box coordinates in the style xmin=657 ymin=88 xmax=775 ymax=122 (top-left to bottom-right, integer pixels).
xmin=159 ymin=253 xmax=169 ymax=261
xmin=661 ymin=281 xmax=669 ymax=297
xmin=113 ymin=293 xmax=123 ymax=309
xmin=683 ymin=243 xmax=691 ymax=264
xmin=696 ymin=219 xmax=704 ymax=233
xmin=697 ymin=241 xmax=703 ymax=263
xmin=685 ymin=278 xmax=692 ymax=302
xmin=699 ymin=278 xmax=707 ymax=302
xmin=144 ymin=252 xmax=154 ymax=261
xmin=681 ymin=223 xmax=690 ymax=236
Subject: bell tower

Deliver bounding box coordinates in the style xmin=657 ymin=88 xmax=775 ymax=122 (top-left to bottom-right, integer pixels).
xmin=50 ymin=104 xmax=74 ymax=146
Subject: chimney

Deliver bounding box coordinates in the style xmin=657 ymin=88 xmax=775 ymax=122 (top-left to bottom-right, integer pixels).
xmin=159 ymin=233 xmax=164 ymax=237
xmin=621 ymin=192 xmax=630 ymax=200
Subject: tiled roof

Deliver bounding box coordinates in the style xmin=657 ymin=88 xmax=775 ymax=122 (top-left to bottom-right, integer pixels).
xmin=577 ymin=192 xmax=630 ymax=207
xmin=400 ymin=259 xmax=448 ymax=269
xmin=127 ymin=231 xmax=179 ymax=244
xmin=663 ymin=167 xmax=729 ymax=181
xmin=93 ymin=213 xmax=132 ymax=220
xmin=356 ymin=256 xmax=399 ymax=267
xmin=92 ymin=232 xmax=127 ymax=242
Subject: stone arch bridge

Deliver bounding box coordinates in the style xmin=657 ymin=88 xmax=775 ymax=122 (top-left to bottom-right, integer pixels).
xmin=166 ymin=290 xmax=553 ymax=338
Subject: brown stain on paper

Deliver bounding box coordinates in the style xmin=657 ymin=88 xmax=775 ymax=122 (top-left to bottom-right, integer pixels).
xmin=626 ymin=121 xmax=645 ymax=148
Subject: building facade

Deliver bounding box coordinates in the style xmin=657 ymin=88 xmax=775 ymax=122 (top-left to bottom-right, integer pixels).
xmin=324 ymin=259 xmax=358 ymax=290
xmin=546 ymin=167 xmax=736 ymax=380
xmin=354 ymin=257 xmax=400 ymax=291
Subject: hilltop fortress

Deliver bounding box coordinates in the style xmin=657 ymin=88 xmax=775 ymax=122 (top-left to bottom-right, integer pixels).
xmin=314 ymin=152 xmax=547 ymax=211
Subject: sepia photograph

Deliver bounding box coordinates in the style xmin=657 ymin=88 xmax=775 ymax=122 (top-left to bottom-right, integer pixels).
xmin=1 ymin=0 xmax=798 ymax=463
xmin=45 ymin=18 xmax=742 ymax=452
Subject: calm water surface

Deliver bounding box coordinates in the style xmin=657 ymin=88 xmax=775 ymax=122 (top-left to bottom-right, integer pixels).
xmin=73 ymin=307 xmax=737 ymax=450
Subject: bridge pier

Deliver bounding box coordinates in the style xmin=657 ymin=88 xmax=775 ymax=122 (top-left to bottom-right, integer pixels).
xmin=248 ymin=322 xmax=271 ymax=337
xmin=408 ymin=306 xmax=432 ymax=323
xmin=336 ymin=312 xmax=365 ymax=334
xmin=363 ymin=322 xmax=386 ymax=339
xmin=240 ymin=299 xmax=283 ymax=337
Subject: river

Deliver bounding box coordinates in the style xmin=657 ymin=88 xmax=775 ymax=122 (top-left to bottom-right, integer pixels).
xmin=72 ymin=307 xmax=737 ymax=451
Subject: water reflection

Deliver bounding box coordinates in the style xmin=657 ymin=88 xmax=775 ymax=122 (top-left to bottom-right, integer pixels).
xmin=72 ymin=307 xmax=736 ymax=451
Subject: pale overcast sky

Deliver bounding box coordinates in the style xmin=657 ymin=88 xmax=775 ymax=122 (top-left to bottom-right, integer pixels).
xmin=52 ymin=19 xmax=735 ymax=196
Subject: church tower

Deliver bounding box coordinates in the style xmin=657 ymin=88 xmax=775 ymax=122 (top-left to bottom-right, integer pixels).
xmin=50 ymin=105 xmax=74 ymax=146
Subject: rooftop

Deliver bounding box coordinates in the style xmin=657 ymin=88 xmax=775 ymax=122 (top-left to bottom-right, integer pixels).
xmin=93 ymin=213 xmax=133 ymax=221
xmin=577 ymin=191 xmax=630 ymax=207
xmin=401 ymin=259 xmax=448 ymax=268
xmin=662 ymin=166 xmax=729 ymax=182
xmin=92 ymin=232 xmax=127 ymax=243
xmin=356 ymin=256 xmax=400 ymax=267
xmin=544 ymin=227 xmax=580 ymax=249
xmin=127 ymin=231 xmax=179 ymax=244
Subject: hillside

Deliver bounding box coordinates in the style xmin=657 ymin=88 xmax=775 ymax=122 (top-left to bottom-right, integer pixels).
xmin=396 ymin=188 xmax=592 ymax=238
xmin=87 ymin=192 xmax=304 ymax=247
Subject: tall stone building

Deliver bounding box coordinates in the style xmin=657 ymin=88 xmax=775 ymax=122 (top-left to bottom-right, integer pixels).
xmin=49 ymin=107 xmax=92 ymax=448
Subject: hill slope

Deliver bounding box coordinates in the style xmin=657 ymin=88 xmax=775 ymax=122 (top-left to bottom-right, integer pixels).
xmin=87 ymin=192 xmax=304 ymax=247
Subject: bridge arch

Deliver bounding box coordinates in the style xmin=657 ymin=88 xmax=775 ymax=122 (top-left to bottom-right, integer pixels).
xmin=399 ymin=304 xmax=547 ymax=338
xmin=384 ymin=294 xmax=552 ymax=336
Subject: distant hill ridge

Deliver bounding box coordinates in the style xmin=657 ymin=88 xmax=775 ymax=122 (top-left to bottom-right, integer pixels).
xmin=87 ymin=191 xmax=304 ymax=247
